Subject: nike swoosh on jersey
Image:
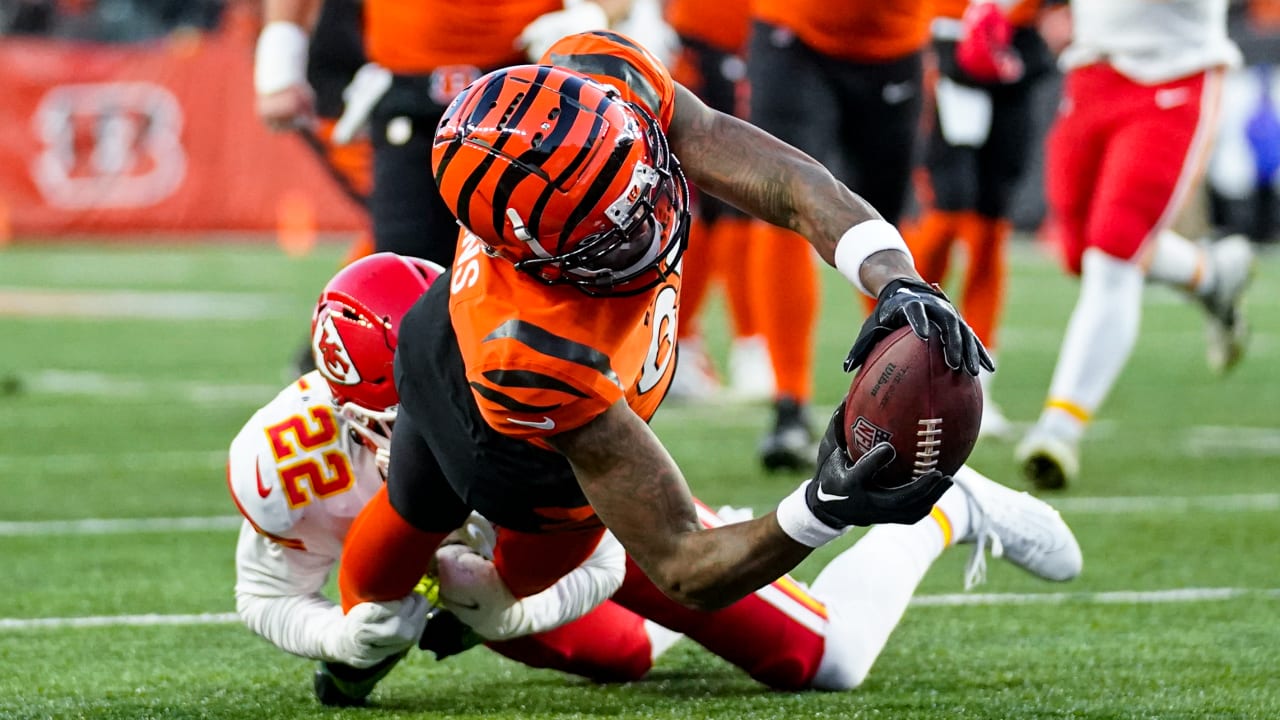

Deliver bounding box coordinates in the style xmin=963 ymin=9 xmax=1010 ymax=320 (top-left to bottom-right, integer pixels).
xmin=507 ymin=416 xmax=557 ymax=430
xmin=256 ymin=466 xmax=271 ymax=498
xmin=814 ymin=486 xmax=849 ymax=503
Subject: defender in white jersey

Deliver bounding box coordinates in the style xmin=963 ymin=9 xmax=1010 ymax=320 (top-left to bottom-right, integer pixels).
xmin=229 ymin=254 xmax=635 ymax=706
xmin=1018 ymin=0 xmax=1256 ymax=490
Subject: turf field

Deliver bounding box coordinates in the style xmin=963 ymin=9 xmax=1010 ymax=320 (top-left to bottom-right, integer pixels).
xmin=1 ymin=239 xmax=1277 ymax=720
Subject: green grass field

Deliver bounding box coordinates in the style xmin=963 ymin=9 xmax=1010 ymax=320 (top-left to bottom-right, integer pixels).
xmin=1 ymin=239 xmax=1278 ymax=719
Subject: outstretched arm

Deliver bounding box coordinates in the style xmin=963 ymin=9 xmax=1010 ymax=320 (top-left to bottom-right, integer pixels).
xmin=546 ymin=401 xmax=946 ymax=611
xmin=665 ymin=83 xmax=921 ymax=297
xmin=548 ymin=402 xmax=811 ymax=610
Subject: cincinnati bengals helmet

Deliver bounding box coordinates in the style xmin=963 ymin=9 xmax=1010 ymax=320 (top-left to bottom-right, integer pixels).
xmin=310 ymin=253 xmax=443 ymax=456
xmin=432 ymin=64 xmax=689 ymax=296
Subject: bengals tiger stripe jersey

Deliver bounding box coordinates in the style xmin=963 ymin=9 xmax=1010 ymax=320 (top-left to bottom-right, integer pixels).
xmin=364 ymin=0 xmax=561 ymax=74
xmin=752 ymin=0 xmax=932 ymax=63
xmin=448 ymin=32 xmax=681 ymax=443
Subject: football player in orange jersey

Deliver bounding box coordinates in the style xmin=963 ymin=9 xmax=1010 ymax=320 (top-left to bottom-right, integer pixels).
xmin=908 ymin=0 xmax=1056 ymax=439
xmin=745 ymin=0 xmax=935 ymax=470
xmin=335 ymin=32 xmax=1084 ymax=696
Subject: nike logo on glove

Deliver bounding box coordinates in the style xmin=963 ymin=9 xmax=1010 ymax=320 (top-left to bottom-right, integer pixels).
xmin=814 ymin=485 xmax=850 ymax=503
xmin=507 ymin=416 xmax=556 ymax=430
xmin=256 ymin=466 xmax=271 ymax=498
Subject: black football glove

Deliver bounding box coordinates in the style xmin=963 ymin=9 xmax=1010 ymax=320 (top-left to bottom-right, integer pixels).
xmin=845 ymin=278 xmax=994 ymax=376
xmin=805 ymin=401 xmax=953 ymax=527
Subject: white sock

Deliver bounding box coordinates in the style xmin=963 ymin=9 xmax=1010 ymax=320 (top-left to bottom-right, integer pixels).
xmin=1145 ymin=230 xmax=1214 ymax=295
xmin=934 ymin=480 xmax=974 ymax=544
xmin=1040 ymin=248 xmax=1144 ymax=440
xmin=642 ymin=620 xmax=683 ymax=662
xmin=808 ymin=511 xmax=952 ymax=690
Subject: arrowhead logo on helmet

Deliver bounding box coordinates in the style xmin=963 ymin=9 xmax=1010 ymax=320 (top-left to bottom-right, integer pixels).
xmin=312 ymin=312 xmax=362 ymax=387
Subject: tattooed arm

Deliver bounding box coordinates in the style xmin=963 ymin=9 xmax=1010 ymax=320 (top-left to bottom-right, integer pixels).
xmin=547 ymin=400 xmax=813 ymax=611
xmin=665 ymin=83 xmax=924 ymax=296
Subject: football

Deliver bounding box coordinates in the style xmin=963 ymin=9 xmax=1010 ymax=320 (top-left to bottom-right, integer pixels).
xmin=842 ymin=325 xmax=983 ymax=488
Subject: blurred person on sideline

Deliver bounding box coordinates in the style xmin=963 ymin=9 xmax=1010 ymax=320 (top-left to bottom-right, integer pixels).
xmin=662 ymin=0 xmax=776 ymax=404
xmin=1016 ymin=0 xmax=1257 ymax=490
xmin=744 ymin=0 xmax=934 ymax=471
xmin=907 ymin=0 xmax=1057 ymax=440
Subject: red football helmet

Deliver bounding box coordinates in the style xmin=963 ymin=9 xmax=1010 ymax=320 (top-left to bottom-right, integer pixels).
xmin=310 ymin=253 xmax=443 ymax=455
xmin=432 ymin=64 xmax=689 ymax=296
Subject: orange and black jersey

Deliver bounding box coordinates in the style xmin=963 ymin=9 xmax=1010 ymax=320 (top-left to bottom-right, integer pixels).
xmin=389 ymin=31 xmax=685 ymax=533
xmin=448 ymin=31 xmax=680 ymax=445
xmin=753 ymin=0 xmax=932 ymax=63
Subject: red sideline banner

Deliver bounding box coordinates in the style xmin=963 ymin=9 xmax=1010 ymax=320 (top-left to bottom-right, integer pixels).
xmin=0 ymin=33 xmax=364 ymax=237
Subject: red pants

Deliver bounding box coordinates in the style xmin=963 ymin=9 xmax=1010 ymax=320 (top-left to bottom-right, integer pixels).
xmin=1045 ymin=63 xmax=1222 ymax=274
xmin=489 ymin=502 xmax=829 ymax=690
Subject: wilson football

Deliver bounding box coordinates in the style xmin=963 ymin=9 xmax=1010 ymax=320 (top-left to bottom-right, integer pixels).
xmin=842 ymin=325 xmax=982 ymax=488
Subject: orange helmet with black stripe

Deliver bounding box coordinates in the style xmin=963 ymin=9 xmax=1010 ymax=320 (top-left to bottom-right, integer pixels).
xmin=432 ymin=64 xmax=689 ymax=296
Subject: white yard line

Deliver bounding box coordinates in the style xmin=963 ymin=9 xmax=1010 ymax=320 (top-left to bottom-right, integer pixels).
xmin=14 ymin=370 xmax=277 ymax=405
xmin=2 ymin=587 xmax=1277 ymax=630
xmin=3 ymin=492 xmax=1277 ymax=538
xmin=1183 ymin=425 xmax=1280 ymax=457
xmin=0 ymin=450 xmax=225 ymax=475
xmin=0 ymin=612 xmax=239 ymax=630
xmin=1050 ymin=492 xmax=1280 ymax=514
xmin=0 ymin=516 xmax=240 ymax=536
xmin=911 ymin=587 xmax=1280 ymax=607
xmin=0 ymin=288 xmax=288 ymax=320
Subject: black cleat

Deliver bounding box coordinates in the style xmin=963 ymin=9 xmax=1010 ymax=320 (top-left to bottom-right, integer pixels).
xmin=418 ymin=606 xmax=483 ymax=661
xmin=312 ymin=650 xmax=406 ymax=707
xmin=758 ymin=397 xmax=819 ymax=473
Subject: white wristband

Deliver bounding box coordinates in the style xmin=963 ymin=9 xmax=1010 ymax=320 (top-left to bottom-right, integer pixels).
xmin=775 ymin=481 xmax=849 ymax=548
xmin=834 ymin=220 xmax=914 ymax=297
xmin=255 ymin=21 xmax=310 ymax=95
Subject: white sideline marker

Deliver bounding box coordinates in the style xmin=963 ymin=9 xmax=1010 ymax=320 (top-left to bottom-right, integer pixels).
xmin=2 ymin=588 xmax=1277 ymax=631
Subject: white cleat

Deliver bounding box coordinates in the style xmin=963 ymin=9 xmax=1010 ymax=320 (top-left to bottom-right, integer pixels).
xmin=1199 ymin=235 xmax=1255 ymax=375
xmin=1014 ymin=423 xmax=1080 ymax=491
xmin=726 ymin=335 xmax=775 ymax=403
xmin=951 ymin=467 xmax=1083 ymax=590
